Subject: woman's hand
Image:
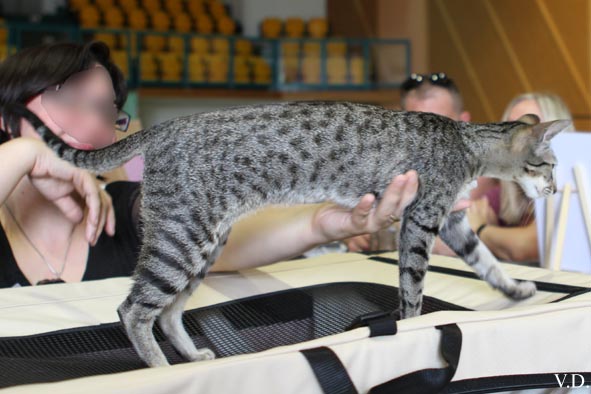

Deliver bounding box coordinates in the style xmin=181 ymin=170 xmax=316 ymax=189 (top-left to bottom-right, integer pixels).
xmin=335 ymin=172 xmax=472 ymax=252
xmin=313 ymin=171 xmax=420 ymax=245
xmin=467 ymin=197 xmax=497 ymax=231
xmin=2 ymin=138 xmax=115 ymax=244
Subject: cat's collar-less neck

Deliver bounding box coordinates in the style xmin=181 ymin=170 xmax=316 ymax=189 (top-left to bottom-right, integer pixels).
xmin=458 ymin=122 xmax=509 ymax=172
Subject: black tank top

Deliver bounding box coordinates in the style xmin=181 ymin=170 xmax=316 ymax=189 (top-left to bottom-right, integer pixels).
xmin=0 ymin=182 xmax=142 ymax=288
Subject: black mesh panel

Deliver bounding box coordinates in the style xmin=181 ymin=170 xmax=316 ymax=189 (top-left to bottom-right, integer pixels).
xmin=0 ymin=282 xmax=469 ymax=388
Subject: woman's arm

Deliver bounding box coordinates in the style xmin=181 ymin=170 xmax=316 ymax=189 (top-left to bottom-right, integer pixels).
xmin=478 ymin=221 xmax=539 ymax=262
xmin=211 ymin=171 xmax=420 ymax=271
xmin=0 ymin=138 xmax=38 ymax=203
xmin=0 ymin=138 xmax=114 ymax=244
xmin=467 ymin=197 xmax=538 ymax=262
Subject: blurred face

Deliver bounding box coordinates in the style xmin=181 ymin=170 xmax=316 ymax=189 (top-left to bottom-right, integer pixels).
xmin=23 ymin=65 xmax=122 ymax=150
xmin=507 ymin=99 xmax=543 ymax=122
xmin=403 ymin=86 xmax=470 ymax=121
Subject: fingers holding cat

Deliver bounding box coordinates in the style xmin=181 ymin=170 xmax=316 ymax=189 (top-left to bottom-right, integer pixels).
xmin=344 ymin=171 xmax=471 ymax=252
xmin=342 ymin=170 xmax=419 ymax=241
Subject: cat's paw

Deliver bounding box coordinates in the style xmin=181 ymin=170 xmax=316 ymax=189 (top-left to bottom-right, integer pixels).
xmin=507 ymin=280 xmax=537 ymax=300
xmin=191 ymin=347 xmax=216 ymax=362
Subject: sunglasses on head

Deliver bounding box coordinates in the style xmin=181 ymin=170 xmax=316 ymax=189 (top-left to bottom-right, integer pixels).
xmin=401 ymin=73 xmax=457 ymax=92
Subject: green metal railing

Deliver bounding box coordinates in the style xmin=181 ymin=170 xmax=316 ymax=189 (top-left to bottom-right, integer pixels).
xmin=2 ymin=22 xmax=411 ymax=91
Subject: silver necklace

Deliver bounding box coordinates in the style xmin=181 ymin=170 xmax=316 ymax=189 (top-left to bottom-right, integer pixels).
xmin=4 ymin=204 xmax=75 ymax=282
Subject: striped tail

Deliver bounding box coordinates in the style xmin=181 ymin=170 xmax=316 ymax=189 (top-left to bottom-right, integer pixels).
xmin=2 ymin=103 xmax=147 ymax=173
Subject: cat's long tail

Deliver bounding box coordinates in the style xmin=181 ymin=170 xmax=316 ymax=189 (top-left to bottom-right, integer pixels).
xmin=4 ymin=103 xmax=148 ymax=173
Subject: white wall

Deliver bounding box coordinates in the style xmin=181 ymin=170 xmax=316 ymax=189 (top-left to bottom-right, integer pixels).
xmin=228 ymin=0 xmax=326 ymax=37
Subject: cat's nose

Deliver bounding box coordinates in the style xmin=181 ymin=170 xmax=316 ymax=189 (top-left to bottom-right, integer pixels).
xmin=551 ymin=181 xmax=557 ymax=194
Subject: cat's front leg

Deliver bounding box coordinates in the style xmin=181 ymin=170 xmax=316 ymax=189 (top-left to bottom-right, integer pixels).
xmin=398 ymin=204 xmax=442 ymax=319
xmin=439 ymin=211 xmax=536 ymax=299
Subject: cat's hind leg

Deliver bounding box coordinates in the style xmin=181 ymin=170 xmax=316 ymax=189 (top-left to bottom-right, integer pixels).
xmin=157 ymin=271 xmax=215 ymax=362
xmin=118 ymin=248 xmax=191 ymax=367
xmin=439 ymin=211 xmax=536 ymax=299
xmin=157 ymin=229 xmax=230 ymax=362
xmin=118 ymin=224 xmax=212 ymax=367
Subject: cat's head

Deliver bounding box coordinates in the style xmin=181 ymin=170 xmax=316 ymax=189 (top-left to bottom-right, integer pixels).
xmin=507 ymin=114 xmax=571 ymax=199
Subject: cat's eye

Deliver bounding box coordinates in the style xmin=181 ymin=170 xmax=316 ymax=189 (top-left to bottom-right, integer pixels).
xmin=524 ymin=167 xmax=536 ymax=176
xmin=526 ymin=161 xmax=546 ymax=167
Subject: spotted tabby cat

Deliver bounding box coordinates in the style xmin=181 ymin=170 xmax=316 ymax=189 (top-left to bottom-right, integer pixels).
xmin=12 ymin=101 xmax=569 ymax=367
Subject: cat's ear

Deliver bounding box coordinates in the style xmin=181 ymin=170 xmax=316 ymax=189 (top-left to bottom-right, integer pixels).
xmin=511 ymin=117 xmax=571 ymax=152
xmin=517 ymin=114 xmax=540 ymax=125
xmin=532 ymin=119 xmax=572 ymax=143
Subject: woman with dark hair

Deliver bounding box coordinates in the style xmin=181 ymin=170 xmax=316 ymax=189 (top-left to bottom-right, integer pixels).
xmin=0 ymin=41 xmax=140 ymax=287
xmin=0 ymin=40 xmax=425 ymax=289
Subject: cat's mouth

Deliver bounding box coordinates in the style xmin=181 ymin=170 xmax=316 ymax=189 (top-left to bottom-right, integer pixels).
xmin=515 ymin=179 xmax=544 ymax=199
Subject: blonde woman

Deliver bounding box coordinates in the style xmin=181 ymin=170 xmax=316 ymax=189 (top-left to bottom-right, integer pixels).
xmin=467 ymin=92 xmax=574 ymax=264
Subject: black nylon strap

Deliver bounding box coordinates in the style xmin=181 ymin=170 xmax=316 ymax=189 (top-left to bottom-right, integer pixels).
xmin=369 ymin=324 xmax=462 ymax=394
xmin=346 ymin=311 xmax=398 ymax=336
xmin=301 ymin=346 xmax=358 ymax=394
xmin=369 ymin=256 xmax=590 ymax=295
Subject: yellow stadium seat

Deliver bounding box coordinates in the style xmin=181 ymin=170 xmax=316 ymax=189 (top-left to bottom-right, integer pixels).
xmin=104 ymin=7 xmax=124 ymax=28
xmin=327 ymin=56 xmax=347 ymax=84
xmin=157 ymin=52 xmax=182 ymax=82
xmin=0 ymin=45 xmax=7 ymax=62
xmin=234 ymin=39 xmax=252 ymax=56
xmin=94 ymin=33 xmax=117 ymax=48
xmin=144 ymin=34 xmax=166 ymax=52
xmin=189 ymin=54 xmax=206 ymax=82
xmin=190 ymin=37 xmax=209 ymax=53
xmin=261 ymin=18 xmax=282 ymax=38
xmin=173 ymin=13 xmax=192 ymax=32
xmin=151 ymin=10 xmax=170 ymax=31
xmin=128 ymin=8 xmax=148 ymax=29
xmin=252 ymin=57 xmax=271 ymax=84
xmin=118 ymin=0 xmax=137 ymax=13
xmin=118 ymin=34 xmax=134 ymax=49
xmin=281 ymin=41 xmax=299 ymax=57
xmin=69 ymin=0 xmax=90 ymax=12
xmin=111 ymin=50 xmax=129 ymax=77
xmin=204 ymin=54 xmax=228 ymax=83
xmin=302 ymin=56 xmax=321 ymax=84
xmin=140 ymin=52 xmax=158 ymax=80
xmin=208 ymin=1 xmax=226 ymax=20
xmin=95 ymin=0 xmax=115 ymax=11
xmin=233 ymin=58 xmax=251 ymax=84
xmin=303 ymin=41 xmax=321 ymax=56
xmin=307 ymin=18 xmax=328 ymax=38
xmin=217 ymin=16 xmax=235 ymax=35
xmin=327 ymin=41 xmax=347 ymax=57
xmin=189 ymin=53 xmax=205 ymax=66
xmin=195 ymin=15 xmax=214 ymax=34
xmin=168 ymin=36 xmax=185 ymax=52
xmin=187 ymin=1 xmax=206 ymax=18
xmin=141 ymin=0 xmax=160 ymax=13
xmin=79 ymin=6 xmax=101 ymax=28
xmin=211 ymin=37 xmax=229 ymax=55
xmin=281 ymin=56 xmax=299 ymax=83
xmin=285 ymin=18 xmax=304 ymax=38
xmin=349 ymin=56 xmax=365 ymax=84
xmin=164 ymin=0 xmax=184 ymax=15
